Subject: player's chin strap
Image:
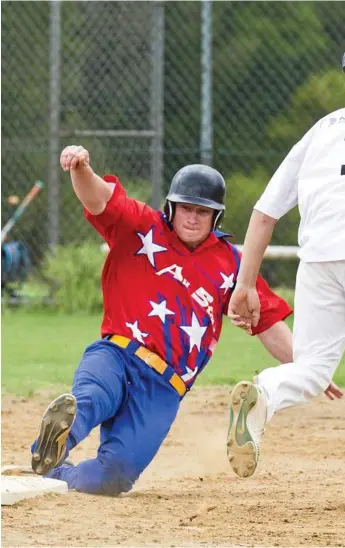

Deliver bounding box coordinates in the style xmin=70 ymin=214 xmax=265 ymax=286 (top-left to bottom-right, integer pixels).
xmin=164 ymin=200 xmax=224 ymax=229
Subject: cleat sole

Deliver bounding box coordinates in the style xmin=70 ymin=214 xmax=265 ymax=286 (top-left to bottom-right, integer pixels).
xmin=227 ymin=382 xmax=259 ymax=478
xmin=31 ymin=394 xmax=76 ymax=476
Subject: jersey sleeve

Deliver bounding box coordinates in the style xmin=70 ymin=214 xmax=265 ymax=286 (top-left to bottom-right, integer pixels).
xmin=222 ymin=244 xmax=292 ymax=334
xmin=254 ymin=123 xmax=316 ymax=219
xmin=84 ymin=174 xmax=154 ymax=246
xmin=251 ymin=274 xmax=293 ymax=335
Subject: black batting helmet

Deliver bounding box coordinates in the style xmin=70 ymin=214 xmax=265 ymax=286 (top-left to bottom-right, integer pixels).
xmin=165 ymin=164 xmax=226 ymax=229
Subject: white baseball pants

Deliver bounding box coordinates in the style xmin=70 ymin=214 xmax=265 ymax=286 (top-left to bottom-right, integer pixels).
xmin=257 ymin=260 xmax=345 ymax=421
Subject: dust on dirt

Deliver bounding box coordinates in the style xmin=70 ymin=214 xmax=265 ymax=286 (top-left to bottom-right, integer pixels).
xmin=2 ymin=387 xmax=345 ymax=547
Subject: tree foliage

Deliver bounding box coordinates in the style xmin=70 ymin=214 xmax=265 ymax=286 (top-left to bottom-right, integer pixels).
xmin=2 ymin=1 xmax=343 ymax=287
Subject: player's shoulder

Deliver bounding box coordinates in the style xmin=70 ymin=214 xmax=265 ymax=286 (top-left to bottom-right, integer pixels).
xmin=213 ymin=238 xmax=242 ymax=277
xmin=213 ymin=228 xmax=233 ymax=240
xmin=316 ymin=108 xmax=345 ymax=129
xmin=139 ymin=206 xmax=163 ymax=228
xmin=302 ymin=108 xmax=345 ymax=147
xmin=213 ymin=229 xmax=236 ymax=251
xmin=214 ymin=232 xmax=241 ymax=260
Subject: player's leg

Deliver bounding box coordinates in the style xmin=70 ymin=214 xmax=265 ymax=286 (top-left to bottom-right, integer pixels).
xmin=257 ymin=260 xmax=345 ymax=418
xmin=227 ymin=260 xmax=345 ymax=478
xmin=31 ymin=339 xmax=129 ymax=475
xmin=46 ymin=356 xmax=181 ymax=495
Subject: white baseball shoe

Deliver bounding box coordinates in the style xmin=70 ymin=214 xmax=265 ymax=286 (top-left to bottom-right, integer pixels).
xmin=227 ymin=381 xmax=267 ymax=478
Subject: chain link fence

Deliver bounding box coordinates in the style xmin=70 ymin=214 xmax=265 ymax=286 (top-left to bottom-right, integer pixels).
xmin=2 ymin=1 xmax=344 ymax=290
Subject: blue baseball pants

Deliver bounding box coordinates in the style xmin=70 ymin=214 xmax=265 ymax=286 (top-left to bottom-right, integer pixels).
xmin=39 ymin=339 xmax=181 ymax=496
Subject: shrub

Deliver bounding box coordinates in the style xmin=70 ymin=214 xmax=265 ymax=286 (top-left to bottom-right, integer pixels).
xmin=42 ymin=242 xmax=105 ymax=314
xmin=222 ymin=168 xmax=299 ymax=246
xmin=222 ymin=168 xmax=299 ymax=288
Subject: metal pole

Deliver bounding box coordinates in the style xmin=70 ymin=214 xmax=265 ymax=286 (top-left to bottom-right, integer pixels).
xmin=48 ymin=0 xmax=61 ymax=247
xmin=150 ymin=2 xmax=165 ymax=210
xmin=200 ymin=0 xmax=213 ymax=166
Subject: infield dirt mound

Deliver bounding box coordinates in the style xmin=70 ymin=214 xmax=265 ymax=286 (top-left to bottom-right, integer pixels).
xmin=2 ymin=387 xmax=345 ymax=547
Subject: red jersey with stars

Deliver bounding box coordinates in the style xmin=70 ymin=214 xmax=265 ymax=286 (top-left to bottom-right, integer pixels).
xmin=85 ymin=175 xmax=292 ymax=389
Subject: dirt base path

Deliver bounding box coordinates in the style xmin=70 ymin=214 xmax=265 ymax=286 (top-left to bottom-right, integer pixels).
xmin=2 ymin=387 xmax=345 ymax=547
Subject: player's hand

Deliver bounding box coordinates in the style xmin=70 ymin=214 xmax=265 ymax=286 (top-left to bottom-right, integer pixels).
xmin=60 ymin=145 xmax=90 ymax=172
xmin=228 ymin=284 xmax=261 ymax=331
xmin=228 ymin=314 xmax=253 ymax=335
xmin=324 ymin=381 xmax=343 ymax=400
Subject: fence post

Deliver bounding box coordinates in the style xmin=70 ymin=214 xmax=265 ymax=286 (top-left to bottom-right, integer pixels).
xmin=48 ymin=0 xmax=61 ymax=247
xmin=150 ymin=2 xmax=165 ymax=210
xmin=200 ymin=0 xmax=213 ymax=166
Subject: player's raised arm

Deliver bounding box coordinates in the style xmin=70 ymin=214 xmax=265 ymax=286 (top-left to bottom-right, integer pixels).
xmin=60 ymin=145 xmax=113 ymax=215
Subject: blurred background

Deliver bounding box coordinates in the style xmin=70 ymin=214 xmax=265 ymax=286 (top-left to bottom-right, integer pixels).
xmin=1 ymin=0 xmax=344 ymax=304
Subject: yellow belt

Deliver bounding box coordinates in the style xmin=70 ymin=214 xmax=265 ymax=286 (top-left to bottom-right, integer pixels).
xmin=109 ymin=335 xmax=187 ymax=397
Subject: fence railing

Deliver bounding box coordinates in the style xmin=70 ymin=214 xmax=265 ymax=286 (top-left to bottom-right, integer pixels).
xmin=2 ymin=1 xmax=344 ymax=287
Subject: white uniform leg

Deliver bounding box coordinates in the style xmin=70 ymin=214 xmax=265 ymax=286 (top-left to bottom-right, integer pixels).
xmin=256 ymin=260 xmax=345 ymax=421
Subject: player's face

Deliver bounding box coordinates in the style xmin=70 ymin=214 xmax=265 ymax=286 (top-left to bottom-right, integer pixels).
xmin=173 ymin=203 xmax=214 ymax=249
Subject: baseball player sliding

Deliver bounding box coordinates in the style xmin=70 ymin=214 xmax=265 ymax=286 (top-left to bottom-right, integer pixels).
xmin=31 ymin=148 xmax=341 ymax=495
xmin=227 ymin=53 xmax=345 ymax=479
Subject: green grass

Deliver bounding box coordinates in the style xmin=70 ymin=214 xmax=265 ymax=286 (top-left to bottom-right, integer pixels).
xmin=1 ymin=309 xmax=100 ymax=395
xmin=2 ymin=308 xmax=345 ymax=395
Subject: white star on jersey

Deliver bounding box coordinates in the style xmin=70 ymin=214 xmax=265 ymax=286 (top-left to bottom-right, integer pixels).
xmin=220 ymin=272 xmax=235 ymax=294
xmin=136 ymin=229 xmax=167 ymax=267
xmin=181 ymin=364 xmax=199 ymax=383
xmin=148 ymin=300 xmax=175 ymax=323
xmin=125 ymin=320 xmax=149 ymax=344
xmin=180 ymin=312 xmax=207 ymax=353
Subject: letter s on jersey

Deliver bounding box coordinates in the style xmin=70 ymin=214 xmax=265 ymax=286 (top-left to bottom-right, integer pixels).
xmin=192 ymin=287 xmax=214 ymax=307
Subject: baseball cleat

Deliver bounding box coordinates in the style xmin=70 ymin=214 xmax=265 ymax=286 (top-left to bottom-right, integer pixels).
xmin=31 ymin=393 xmax=77 ymax=476
xmin=227 ymin=381 xmax=267 ymax=478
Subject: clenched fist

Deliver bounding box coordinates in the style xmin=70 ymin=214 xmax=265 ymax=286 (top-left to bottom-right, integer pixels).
xmin=60 ymin=145 xmax=90 ymax=172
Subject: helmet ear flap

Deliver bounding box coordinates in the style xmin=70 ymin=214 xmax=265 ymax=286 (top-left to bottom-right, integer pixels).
xmin=164 ymin=200 xmax=175 ymax=222
xmin=213 ymin=210 xmax=224 ymax=229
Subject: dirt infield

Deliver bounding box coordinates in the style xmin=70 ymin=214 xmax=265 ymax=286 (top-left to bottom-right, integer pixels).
xmin=2 ymin=387 xmax=345 ymax=547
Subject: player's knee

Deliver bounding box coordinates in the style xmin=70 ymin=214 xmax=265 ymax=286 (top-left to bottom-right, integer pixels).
xmin=94 ymin=455 xmax=139 ymax=496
